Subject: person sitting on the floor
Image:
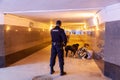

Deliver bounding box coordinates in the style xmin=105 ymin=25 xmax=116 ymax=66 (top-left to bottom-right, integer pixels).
xmin=77 ymin=43 xmax=93 ymax=59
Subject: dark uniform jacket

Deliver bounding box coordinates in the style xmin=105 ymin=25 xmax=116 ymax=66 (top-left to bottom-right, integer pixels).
xmin=51 ymin=26 xmax=67 ymax=45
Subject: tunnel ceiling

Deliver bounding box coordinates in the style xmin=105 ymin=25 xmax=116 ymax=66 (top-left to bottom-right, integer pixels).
xmin=1 ymin=0 xmax=119 ymax=12
xmin=7 ymin=10 xmax=97 ymax=22
xmin=1 ymin=0 xmax=120 ymax=27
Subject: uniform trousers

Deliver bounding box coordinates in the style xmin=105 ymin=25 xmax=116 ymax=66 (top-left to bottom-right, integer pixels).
xmin=50 ymin=44 xmax=64 ymax=72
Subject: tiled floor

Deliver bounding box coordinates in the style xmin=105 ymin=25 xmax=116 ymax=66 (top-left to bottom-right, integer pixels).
xmin=0 ymin=45 xmax=111 ymax=80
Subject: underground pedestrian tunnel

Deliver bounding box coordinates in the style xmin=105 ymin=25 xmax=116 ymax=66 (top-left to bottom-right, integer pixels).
xmin=0 ymin=0 xmax=120 ymax=80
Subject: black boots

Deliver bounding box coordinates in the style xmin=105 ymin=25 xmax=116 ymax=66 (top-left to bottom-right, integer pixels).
xmin=50 ymin=70 xmax=55 ymax=74
xmin=50 ymin=67 xmax=67 ymax=76
xmin=60 ymin=71 xmax=67 ymax=76
xmin=50 ymin=67 xmax=55 ymax=74
xmin=60 ymin=67 xmax=67 ymax=76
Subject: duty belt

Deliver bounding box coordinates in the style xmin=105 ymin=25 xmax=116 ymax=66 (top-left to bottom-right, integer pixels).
xmin=52 ymin=42 xmax=62 ymax=45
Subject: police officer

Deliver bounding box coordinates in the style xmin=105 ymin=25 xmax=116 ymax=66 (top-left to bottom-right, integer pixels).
xmin=50 ymin=20 xmax=67 ymax=76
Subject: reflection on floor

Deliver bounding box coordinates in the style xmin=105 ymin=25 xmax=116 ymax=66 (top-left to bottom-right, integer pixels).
xmin=0 ymin=45 xmax=111 ymax=80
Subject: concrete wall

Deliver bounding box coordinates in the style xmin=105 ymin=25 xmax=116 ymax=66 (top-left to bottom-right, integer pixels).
xmin=4 ymin=14 xmax=49 ymax=29
xmin=0 ymin=25 xmax=5 ymax=67
xmin=4 ymin=25 xmax=51 ymax=66
xmin=98 ymin=3 xmax=120 ymax=24
xmin=4 ymin=25 xmax=50 ymax=56
xmin=104 ymin=20 xmax=120 ymax=80
xmin=0 ymin=13 xmax=4 ymax=24
xmin=0 ymin=14 xmax=51 ymax=66
xmin=104 ymin=21 xmax=120 ymax=66
xmin=96 ymin=3 xmax=120 ymax=80
xmin=87 ymin=3 xmax=120 ymax=79
xmin=0 ymin=13 xmax=5 ymax=67
xmin=87 ymin=3 xmax=120 ymax=26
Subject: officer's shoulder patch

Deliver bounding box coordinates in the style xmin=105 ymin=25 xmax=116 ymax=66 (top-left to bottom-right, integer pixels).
xmin=52 ymin=29 xmax=59 ymax=32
